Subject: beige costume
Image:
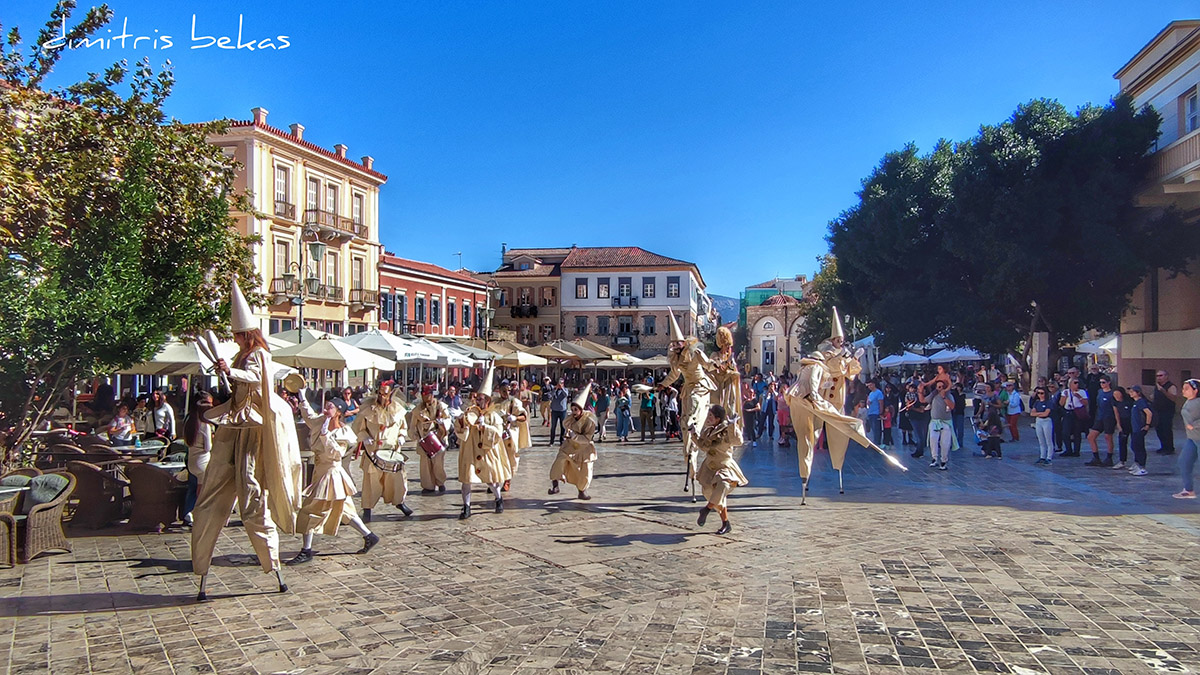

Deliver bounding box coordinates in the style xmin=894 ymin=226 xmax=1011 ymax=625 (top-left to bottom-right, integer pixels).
xmin=410 ymin=397 xmax=451 ymax=490
xmin=820 ymin=307 xmax=863 ymax=415
xmin=353 ymin=394 xmax=410 ymax=510
xmin=495 ymin=394 xmax=531 ymax=474
xmin=551 ymin=403 xmax=597 ymax=492
xmin=295 ymin=398 xmax=360 ymax=536
xmin=696 ymin=417 xmax=749 ymax=508
xmin=456 ymin=405 xmax=512 ymax=486
xmin=709 ymin=343 xmax=743 ymax=440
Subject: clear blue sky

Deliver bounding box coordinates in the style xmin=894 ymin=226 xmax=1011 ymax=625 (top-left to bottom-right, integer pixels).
xmin=12 ymin=1 xmax=1197 ymax=297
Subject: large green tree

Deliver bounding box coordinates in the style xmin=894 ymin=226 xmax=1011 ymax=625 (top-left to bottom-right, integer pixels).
xmin=830 ymin=96 xmax=1200 ymax=366
xmin=0 ymin=2 xmax=256 ymax=463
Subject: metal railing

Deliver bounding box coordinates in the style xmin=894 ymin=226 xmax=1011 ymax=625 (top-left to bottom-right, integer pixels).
xmin=274 ymin=200 xmax=296 ymax=221
xmin=348 ymin=288 xmax=378 ymax=308
xmin=303 ymin=209 xmax=364 ymax=238
xmin=1152 ymin=129 xmax=1200 ymax=183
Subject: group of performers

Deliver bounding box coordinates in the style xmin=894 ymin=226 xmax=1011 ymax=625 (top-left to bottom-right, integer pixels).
xmin=189 ymin=279 xmax=902 ymax=601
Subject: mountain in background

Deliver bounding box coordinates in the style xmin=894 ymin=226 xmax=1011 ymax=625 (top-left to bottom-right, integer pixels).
xmin=709 ymin=294 xmax=739 ymax=324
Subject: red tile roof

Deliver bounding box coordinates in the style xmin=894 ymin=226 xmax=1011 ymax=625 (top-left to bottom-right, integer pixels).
xmin=560 ymin=247 xmax=693 ymax=269
xmin=493 ymin=262 xmax=561 ymax=278
xmin=381 ymin=254 xmax=487 ymax=288
xmin=747 ymin=279 xmax=781 ymax=289
xmin=225 ymin=120 xmax=388 ymax=181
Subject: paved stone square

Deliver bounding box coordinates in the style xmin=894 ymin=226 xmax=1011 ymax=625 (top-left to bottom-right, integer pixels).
xmin=3 ymin=420 xmax=1200 ymax=674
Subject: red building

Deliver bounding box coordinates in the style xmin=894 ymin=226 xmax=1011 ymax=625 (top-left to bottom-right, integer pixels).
xmin=378 ymin=253 xmax=489 ymax=337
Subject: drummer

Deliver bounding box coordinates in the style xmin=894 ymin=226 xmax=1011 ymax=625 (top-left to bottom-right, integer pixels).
xmin=410 ymin=384 xmax=452 ymax=493
xmin=352 ymin=379 xmax=413 ymax=522
xmin=455 ymin=367 xmax=512 ymax=519
xmin=494 ymin=379 xmax=531 ymax=492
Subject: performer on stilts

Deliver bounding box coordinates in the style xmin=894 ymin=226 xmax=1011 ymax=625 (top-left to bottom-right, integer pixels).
xmin=410 ymin=384 xmax=451 ymax=493
xmin=191 ymin=278 xmax=302 ymax=601
xmin=352 ymin=379 xmax=413 ymax=522
xmin=549 ymin=384 xmax=597 ymax=500
xmin=817 ymin=307 xmax=872 ymax=489
xmin=695 ymin=404 xmax=747 ymax=535
xmin=287 ymin=389 xmax=380 ymax=564
xmin=662 ymin=311 xmax=715 ymax=501
xmin=456 ymin=366 xmax=512 ymax=519
xmin=495 ymin=379 xmax=531 ymax=492
xmin=708 ymin=326 xmax=744 ymax=441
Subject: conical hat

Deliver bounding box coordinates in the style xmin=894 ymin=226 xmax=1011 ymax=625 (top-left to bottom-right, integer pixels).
xmin=231 ymin=278 xmax=256 ymax=333
xmin=572 ymin=383 xmax=591 ymax=409
xmin=667 ymin=311 xmax=684 ymax=342
xmin=829 ymin=306 xmax=845 ymax=341
xmin=478 ymin=365 xmax=495 ymax=398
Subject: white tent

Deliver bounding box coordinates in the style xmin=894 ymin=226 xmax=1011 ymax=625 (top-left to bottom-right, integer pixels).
xmin=928 ymin=347 xmax=988 ymax=363
xmin=404 ymin=336 xmax=475 ymax=367
xmin=119 ymin=338 xmax=238 ymax=376
xmin=272 ymin=336 xmax=396 ymax=371
xmin=877 ymin=354 xmax=905 ymax=368
xmin=1076 ymin=335 xmax=1118 ymax=355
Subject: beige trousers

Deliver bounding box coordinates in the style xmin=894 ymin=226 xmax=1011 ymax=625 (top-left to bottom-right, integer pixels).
xmin=549 ymin=451 xmax=594 ymax=492
xmin=701 ymin=480 xmax=732 ymax=509
xmin=295 ymin=496 xmax=357 ymax=537
xmin=191 ymin=426 xmax=280 ymax=576
xmin=418 ymin=451 xmax=447 ymax=490
xmin=360 ymin=458 xmax=407 ymax=509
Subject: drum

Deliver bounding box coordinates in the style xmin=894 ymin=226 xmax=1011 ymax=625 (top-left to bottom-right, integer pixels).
xmin=366 ymin=448 xmax=405 ymax=472
xmin=418 ymin=432 xmax=444 ymax=458
xmin=282 ymin=372 xmax=306 ymax=394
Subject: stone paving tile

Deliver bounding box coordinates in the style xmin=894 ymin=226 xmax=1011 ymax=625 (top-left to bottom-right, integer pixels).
xmin=2 ymin=425 xmax=1199 ymax=673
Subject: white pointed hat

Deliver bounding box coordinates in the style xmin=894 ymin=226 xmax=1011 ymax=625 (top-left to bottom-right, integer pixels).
xmin=231 ymin=278 xmax=256 ymax=333
xmin=829 ymin=306 xmax=845 ymax=341
xmin=478 ymin=365 xmax=495 ymax=399
xmin=572 ymin=383 xmax=591 ymax=410
xmin=667 ymin=310 xmax=685 ymax=342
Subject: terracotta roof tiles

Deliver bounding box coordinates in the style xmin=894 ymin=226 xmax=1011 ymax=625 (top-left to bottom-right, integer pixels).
xmin=560 ymin=246 xmax=693 ymax=269
xmin=226 ymin=120 xmax=388 ymax=181
xmin=381 ymin=254 xmax=486 ymax=287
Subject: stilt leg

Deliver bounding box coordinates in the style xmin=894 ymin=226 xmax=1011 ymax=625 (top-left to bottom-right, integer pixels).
xmin=683 ymin=454 xmax=691 ymax=492
xmin=839 ymin=470 xmax=844 ymax=495
xmin=800 ymin=479 xmax=807 ymax=506
xmin=690 ymin=476 xmax=698 ymax=503
xmin=196 ymin=574 xmax=208 ymax=601
xmin=276 ymin=568 xmax=288 ymax=593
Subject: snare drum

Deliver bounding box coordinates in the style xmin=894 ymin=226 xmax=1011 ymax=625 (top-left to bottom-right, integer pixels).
xmin=418 ymin=432 xmax=444 ymax=458
xmin=366 ymin=448 xmax=406 ymax=472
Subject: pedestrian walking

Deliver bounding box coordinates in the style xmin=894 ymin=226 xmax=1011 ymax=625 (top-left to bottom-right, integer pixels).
xmin=1173 ymin=379 xmax=1200 ymax=499
xmin=548 ymin=379 xmax=569 ymax=445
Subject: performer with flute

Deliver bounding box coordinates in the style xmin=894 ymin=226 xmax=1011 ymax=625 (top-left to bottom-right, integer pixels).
xmin=455 ymin=366 xmax=512 ymax=519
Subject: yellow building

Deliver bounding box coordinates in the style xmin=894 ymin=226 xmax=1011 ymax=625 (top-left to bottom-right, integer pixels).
xmin=1115 ymin=22 xmax=1200 ymax=385
xmin=208 ymin=107 xmax=386 ymax=336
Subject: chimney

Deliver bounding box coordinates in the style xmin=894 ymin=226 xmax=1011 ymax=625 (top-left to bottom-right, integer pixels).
xmin=289 ymin=123 xmax=304 ymax=140
xmin=361 ymin=155 xmax=374 ymax=170
xmin=251 ymin=107 xmax=268 ymax=125
xmin=501 ymin=243 xmax=507 ymax=258
xmin=334 ymin=144 xmax=348 ymax=159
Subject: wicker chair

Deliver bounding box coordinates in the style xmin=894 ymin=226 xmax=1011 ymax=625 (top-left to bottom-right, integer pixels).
xmin=0 ymin=471 xmax=76 ymax=564
xmin=2 ymin=468 xmax=41 ymax=479
xmin=0 ymin=475 xmax=34 ymax=565
xmin=37 ymin=443 xmax=86 ymax=470
xmin=65 ymin=461 xmax=129 ymax=530
xmin=125 ymin=463 xmax=185 ymax=531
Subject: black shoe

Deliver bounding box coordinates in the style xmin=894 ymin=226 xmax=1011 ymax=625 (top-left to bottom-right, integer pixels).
xmin=357 ymin=533 xmax=380 ymax=554
xmin=459 ymin=504 xmax=471 ymax=520
xmin=1085 ymin=456 xmax=1103 ymax=466
xmin=437 ymin=485 xmax=447 ymax=493
xmin=286 ymin=548 xmax=314 ymax=565
xmin=421 ymin=488 xmax=436 ymax=494
xmin=361 ymin=509 xmax=372 ymax=524
xmin=578 ymin=490 xmax=591 ymax=500
xmin=697 ymin=506 xmax=711 ymax=526
xmin=399 ymin=503 xmax=413 ymax=517
xmin=1102 ymin=455 xmax=1114 ymax=467
xmin=548 ymin=482 xmax=560 ymax=495
xmin=494 ymin=497 xmax=504 ymax=514
xmin=1156 ymin=449 xmax=1175 ymax=455
xmin=716 ymin=520 xmax=731 ymax=535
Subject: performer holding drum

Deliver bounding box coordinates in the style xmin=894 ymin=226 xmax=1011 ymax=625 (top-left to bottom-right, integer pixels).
xmin=352 ymin=380 xmax=414 ymax=522
xmin=410 ymin=384 xmax=452 ymax=493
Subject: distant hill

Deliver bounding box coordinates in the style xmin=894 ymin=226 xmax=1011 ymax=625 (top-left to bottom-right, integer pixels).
xmin=709 ymin=294 xmax=739 ymax=323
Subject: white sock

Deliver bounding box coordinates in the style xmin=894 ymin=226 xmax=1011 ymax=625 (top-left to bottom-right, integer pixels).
xmin=461 ymin=483 xmax=471 ymax=507
xmin=302 ymin=532 xmax=314 ymax=550
xmin=347 ymin=514 xmax=370 ymax=536
xmin=491 ymin=484 xmax=502 ymax=498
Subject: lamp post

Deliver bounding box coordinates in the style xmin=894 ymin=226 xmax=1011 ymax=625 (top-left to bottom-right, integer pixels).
xmin=281 ymin=238 xmax=328 ymax=343
xmin=484 ymin=279 xmax=498 ymax=350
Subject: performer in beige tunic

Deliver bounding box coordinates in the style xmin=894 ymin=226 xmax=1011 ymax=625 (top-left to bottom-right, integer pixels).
xmin=494 ymin=380 xmax=531 ymax=492
xmin=707 ymin=326 xmax=744 ymax=441
xmin=456 ymin=367 xmax=512 ymax=519
xmin=819 ymin=307 xmax=866 ymax=476
xmin=410 ymin=383 xmax=451 ymax=493
xmin=191 ymin=279 xmax=302 ymax=600
xmin=662 ymin=311 xmax=715 ymax=499
xmin=287 ymin=391 xmax=380 ymax=564
xmin=549 ymin=385 xmax=597 ymax=499
xmin=352 ymin=380 xmax=413 ymax=521
xmin=695 ymin=404 xmax=748 ymax=535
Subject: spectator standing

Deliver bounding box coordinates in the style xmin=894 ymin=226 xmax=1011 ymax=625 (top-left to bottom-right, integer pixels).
xmin=866 ymin=381 xmax=884 ymax=447
xmin=741 ymin=382 xmax=760 ymax=446
xmin=922 ymin=380 xmax=956 ymax=470
xmin=665 ymin=388 xmax=681 ymax=439
xmin=182 ymin=391 xmax=215 ymax=525
xmin=337 ymin=388 xmax=360 ymax=425
xmin=1058 ymin=379 xmax=1088 ymax=457
xmin=908 ymin=384 xmax=931 ymax=458
xmin=1128 ymin=385 xmax=1153 ymax=477
xmin=1085 ymin=375 xmax=1117 ymax=467
xmin=1046 ymin=381 xmax=1065 ymax=454
xmin=1084 ymin=364 xmax=1103 ymax=423
xmin=1031 ymin=386 xmax=1054 ymax=464
xmin=759 ymin=382 xmax=778 ymax=442
xmin=150 ymin=389 xmax=176 ymax=440
xmin=540 ymin=377 xmax=553 ymax=426
xmin=1112 ymin=386 xmax=1132 ymax=469
xmin=639 ymin=386 xmax=657 ymax=442
xmin=548 ymin=379 xmax=569 ymax=445
xmin=900 ymin=384 xmax=917 ymax=448
xmin=1154 ymin=370 xmax=1181 ymax=455
xmin=1173 ymin=379 xmax=1200 ymax=498
xmin=519 ymin=380 xmax=536 ymax=420
xmin=594 ymin=386 xmax=611 ymax=441
xmin=950 ymin=382 xmax=966 ymax=449
xmin=1001 ymin=381 xmax=1024 ymax=441
xmin=880 ymin=403 xmax=895 ymax=450
xmin=615 ymin=387 xmax=633 ymax=442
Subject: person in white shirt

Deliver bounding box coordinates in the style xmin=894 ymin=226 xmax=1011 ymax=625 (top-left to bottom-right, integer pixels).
xmin=150 ymin=389 xmax=176 ymax=440
xmin=1058 ymin=378 xmax=1088 ymax=457
xmin=182 ymin=392 xmax=215 ymax=525
xmin=107 ymin=404 xmax=136 ymax=447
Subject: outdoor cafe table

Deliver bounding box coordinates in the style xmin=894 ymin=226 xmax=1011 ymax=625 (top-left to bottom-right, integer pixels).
xmin=148 ymin=462 xmax=186 ymax=472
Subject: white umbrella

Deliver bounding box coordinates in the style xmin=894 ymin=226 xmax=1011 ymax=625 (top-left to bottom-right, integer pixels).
xmin=269 ymin=327 xmax=332 ymax=345
xmin=637 ymin=354 xmax=670 ymax=368
xmin=119 ymin=338 xmax=238 ymax=376
xmin=497 ymin=351 xmax=549 ymax=368
xmin=898 ymin=351 xmax=930 ymax=366
xmin=272 ymin=336 xmax=396 ymax=371
xmin=342 ymin=329 xmax=418 ymax=360
xmin=951 ymin=347 xmax=988 ymax=362
xmin=405 ymin=336 xmax=474 ymax=367
xmin=927 ymin=348 xmax=959 ymax=364
xmin=877 ymin=354 xmax=904 ymax=368
xmin=1076 ymin=335 xmax=1118 ymax=355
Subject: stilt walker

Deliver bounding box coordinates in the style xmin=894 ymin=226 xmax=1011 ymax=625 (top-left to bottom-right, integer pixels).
xmin=191 ymin=278 xmax=302 ymax=601
xmin=708 ymin=326 xmax=744 ymax=441
xmin=353 ymin=380 xmax=413 ymax=522
xmin=663 ymin=311 xmax=715 ymax=502
xmin=455 ymin=366 xmax=512 ymax=519
xmin=410 ymin=384 xmax=451 ymax=493
xmin=549 ymin=384 xmax=597 ymax=500
xmin=495 ymin=379 xmax=531 ymax=492
xmin=819 ymin=307 xmax=867 ymax=492
xmin=695 ymin=404 xmax=747 ymax=535
xmin=287 ymin=390 xmax=380 ymax=564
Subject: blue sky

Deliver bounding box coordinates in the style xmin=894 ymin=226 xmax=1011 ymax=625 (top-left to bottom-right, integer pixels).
xmin=11 ymin=1 xmax=1198 ymax=297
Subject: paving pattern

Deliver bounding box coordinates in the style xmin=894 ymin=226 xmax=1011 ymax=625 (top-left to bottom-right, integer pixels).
xmin=3 ymin=418 xmax=1200 ymax=674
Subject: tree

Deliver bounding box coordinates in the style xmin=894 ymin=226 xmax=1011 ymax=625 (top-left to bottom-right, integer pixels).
xmin=0 ymin=2 xmax=256 ymax=464
xmin=830 ymin=96 xmax=1200 ymax=367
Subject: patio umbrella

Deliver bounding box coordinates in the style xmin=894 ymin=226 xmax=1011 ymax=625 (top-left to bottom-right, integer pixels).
xmin=269 ymin=327 xmax=332 ymax=345
xmin=272 ymin=336 xmax=396 ymax=371
xmin=927 ymin=348 xmax=959 ymax=364
xmin=569 ymin=338 xmax=629 ymax=360
xmin=405 ymin=336 xmax=475 ymax=367
xmin=525 ymin=343 xmax=577 ymax=361
xmin=636 ymin=354 xmax=671 ymax=368
xmin=877 ymin=354 xmax=905 ymax=368
xmin=497 ymin=351 xmax=549 ymax=368
xmin=898 ymin=351 xmax=930 ymax=366
xmin=436 ymin=340 xmax=499 ymax=362
xmin=548 ymin=339 xmax=608 ymax=362
xmin=119 ymin=338 xmax=238 ymax=376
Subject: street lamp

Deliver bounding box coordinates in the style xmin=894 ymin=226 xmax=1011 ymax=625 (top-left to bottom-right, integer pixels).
xmin=484 ymin=278 xmax=499 ymax=350
xmin=281 ymin=238 xmax=328 ymax=343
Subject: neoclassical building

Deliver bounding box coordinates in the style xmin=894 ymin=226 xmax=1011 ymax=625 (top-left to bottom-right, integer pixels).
xmin=746 ymin=293 xmax=807 ymax=376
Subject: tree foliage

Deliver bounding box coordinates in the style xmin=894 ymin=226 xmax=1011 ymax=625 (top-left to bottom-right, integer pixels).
xmin=830 ymin=96 xmax=1200 ymax=363
xmin=0 ymin=2 xmax=256 ymax=461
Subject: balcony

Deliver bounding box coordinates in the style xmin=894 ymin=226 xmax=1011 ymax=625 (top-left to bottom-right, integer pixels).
xmin=303 ymin=208 xmax=363 ymax=243
xmin=349 ymin=288 xmax=378 ymax=311
xmin=274 ymin=200 xmax=297 ymax=221
xmin=510 ymin=304 xmax=538 ymax=318
xmin=611 ymin=296 xmax=639 ymax=308
xmin=611 ymin=333 xmax=640 ymax=346
xmin=1152 ymin=129 xmax=1200 ymax=184
xmin=269 ymin=277 xmax=301 ymax=304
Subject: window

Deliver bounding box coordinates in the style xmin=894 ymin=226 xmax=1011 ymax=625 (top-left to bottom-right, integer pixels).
xmin=642 ymin=277 xmax=656 ymax=299
xmin=448 ymin=301 xmax=456 ymax=328
xmin=397 ymin=294 xmax=408 ymax=322
xmin=541 ymin=324 xmax=555 ymax=341
xmin=763 ymin=321 xmax=775 ymax=331
xmin=274 ymin=241 xmax=290 ymax=277
xmin=327 ymin=321 xmax=343 ymax=336
xmin=618 ymin=316 xmax=633 ymax=334
xmin=618 ymin=277 xmax=631 ymax=298
xmin=575 ymin=316 xmax=588 ymax=336
xmin=575 ymin=278 xmax=588 ymax=299
xmin=269 ymin=318 xmax=294 ymax=334
xmin=518 ymin=262 xmax=531 ymax=270
xmin=415 ymin=297 xmax=426 ymax=323
xmin=352 ymin=193 xmax=364 ymax=224
xmin=463 ymin=304 xmax=471 ymax=328
xmin=349 ymin=323 xmax=367 ymax=335
xmin=542 ymin=287 xmax=556 ymax=307
xmin=1188 ymin=91 xmax=1199 ymax=134
xmin=431 ymin=299 xmax=441 ymax=326
xmin=274 ymin=165 xmax=290 ymax=204
xmin=379 ymin=292 xmax=393 ymax=320
xmin=306 ymin=177 xmax=319 ymax=210
xmin=498 ymin=288 xmax=508 ymax=307
xmin=596 ymin=316 xmax=610 ymax=336
xmin=667 ymin=276 xmax=680 ymax=298
xmin=643 ymin=315 xmax=656 ymax=335
xmin=518 ymin=287 xmax=532 ymax=305
xmin=325 ymin=184 xmax=338 ymax=214
xmin=352 ymin=257 xmax=364 ymax=289
xmin=597 ymin=277 xmax=610 ymax=299
xmin=325 ymin=252 xmax=338 ymax=288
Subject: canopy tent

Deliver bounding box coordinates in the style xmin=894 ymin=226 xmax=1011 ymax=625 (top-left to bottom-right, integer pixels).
xmin=569 ymin=338 xmax=630 ymax=360
xmin=928 ymin=347 xmax=989 ymax=363
xmin=118 ymin=338 xmax=238 ymax=376
xmin=340 ymin=329 xmax=423 ymax=361
xmin=436 ymin=340 xmax=499 ymax=362
xmin=272 ymin=336 xmax=396 ymax=371
xmin=268 ymin=327 xmax=332 ymax=345
xmin=636 ymin=354 xmax=670 ymax=368
xmin=496 ymin=351 xmax=549 ymax=368
xmin=878 ymin=351 xmax=929 ymax=368
xmin=1075 ymin=335 xmax=1118 ymax=355
xmin=404 ymin=336 xmax=475 ymax=367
